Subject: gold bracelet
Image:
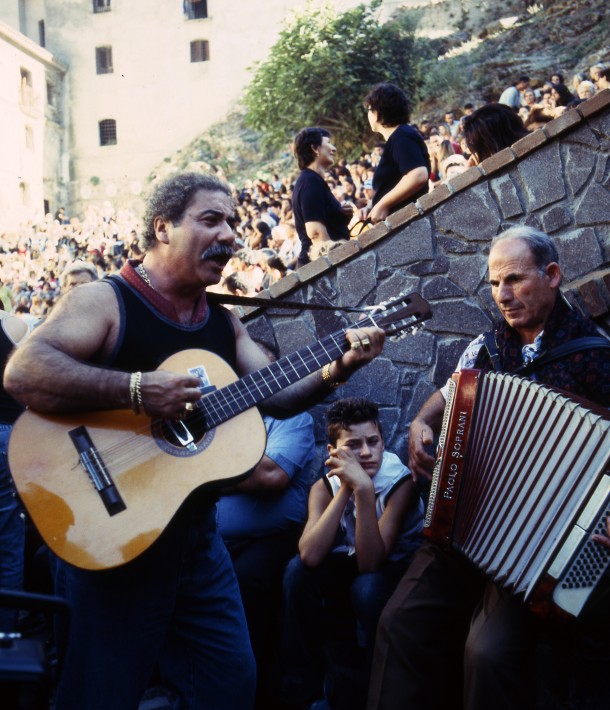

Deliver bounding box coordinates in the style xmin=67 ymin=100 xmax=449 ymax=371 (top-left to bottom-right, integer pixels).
xmin=321 ymin=363 xmax=346 ymax=390
xmin=129 ymin=371 xmax=143 ymax=414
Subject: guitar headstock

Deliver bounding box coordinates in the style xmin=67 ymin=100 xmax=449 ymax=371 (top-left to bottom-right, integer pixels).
xmin=362 ymin=293 xmax=432 ymax=340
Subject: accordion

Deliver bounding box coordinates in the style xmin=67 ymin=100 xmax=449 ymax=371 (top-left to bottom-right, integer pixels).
xmin=424 ymin=369 xmax=610 ymax=618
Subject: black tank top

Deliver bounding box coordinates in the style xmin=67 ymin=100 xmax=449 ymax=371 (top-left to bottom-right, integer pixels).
xmin=104 ymin=275 xmax=237 ymax=372
xmin=0 ymin=325 xmax=24 ymax=424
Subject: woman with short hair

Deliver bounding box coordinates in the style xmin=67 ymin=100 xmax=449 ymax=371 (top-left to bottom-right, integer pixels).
xmin=363 ymin=82 xmax=430 ymax=224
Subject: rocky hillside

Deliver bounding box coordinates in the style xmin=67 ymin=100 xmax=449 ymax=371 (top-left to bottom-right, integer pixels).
xmin=151 ymin=0 xmax=610 ymax=184
xmin=416 ymin=0 xmax=610 ymax=115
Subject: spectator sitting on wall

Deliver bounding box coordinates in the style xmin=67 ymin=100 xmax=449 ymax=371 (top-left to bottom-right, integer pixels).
xmin=462 ymin=103 xmax=529 ymax=164
xmin=364 ymin=82 xmax=430 ymax=224
xmin=279 ymin=397 xmax=423 ymax=709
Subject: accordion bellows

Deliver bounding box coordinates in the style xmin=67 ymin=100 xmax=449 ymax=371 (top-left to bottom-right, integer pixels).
xmin=425 ymin=369 xmax=610 ymax=618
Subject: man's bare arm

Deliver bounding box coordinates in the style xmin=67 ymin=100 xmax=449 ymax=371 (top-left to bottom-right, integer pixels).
xmin=408 ymin=390 xmax=446 ymax=483
xmin=4 ymin=282 xmax=202 ymax=418
xmin=229 ymin=310 xmax=385 ymax=417
xmin=225 ymin=455 xmax=290 ymax=493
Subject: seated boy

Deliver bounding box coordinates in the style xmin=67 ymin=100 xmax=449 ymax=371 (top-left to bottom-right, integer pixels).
xmin=280 ymin=398 xmax=423 ymax=707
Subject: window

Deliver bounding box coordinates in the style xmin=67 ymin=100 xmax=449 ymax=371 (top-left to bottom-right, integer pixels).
xmin=47 ymin=82 xmax=54 ymax=106
xmin=25 ymin=125 xmax=34 ymax=150
xmin=19 ymin=181 xmax=30 ymax=206
xmin=99 ymin=119 xmax=117 ymax=146
xmin=93 ymin=0 xmax=111 ymax=13
xmin=96 ymin=46 xmax=113 ymax=74
xmin=20 ymin=67 xmax=34 ymax=107
xmin=190 ymin=40 xmax=210 ymax=63
xmin=39 ymin=20 xmax=45 ymax=47
xmin=184 ymin=0 xmax=208 ymax=20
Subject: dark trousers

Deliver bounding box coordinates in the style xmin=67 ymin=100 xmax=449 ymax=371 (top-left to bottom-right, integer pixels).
xmin=52 ymin=504 xmax=255 ymax=710
xmin=226 ymin=529 xmax=301 ymax=710
xmin=367 ymin=541 xmax=537 ymax=710
xmin=281 ymin=553 xmax=410 ymax=706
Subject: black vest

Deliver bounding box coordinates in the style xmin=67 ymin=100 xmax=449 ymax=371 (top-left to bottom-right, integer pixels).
xmin=105 ymin=276 xmax=237 ymax=372
xmin=0 ymin=325 xmax=24 ymax=424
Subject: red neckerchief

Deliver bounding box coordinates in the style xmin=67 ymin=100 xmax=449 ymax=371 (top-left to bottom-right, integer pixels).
xmin=118 ymin=260 xmax=209 ymax=325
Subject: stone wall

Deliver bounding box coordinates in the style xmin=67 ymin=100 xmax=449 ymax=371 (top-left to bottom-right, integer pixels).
xmin=239 ymin=90 xmax=610 ymax=475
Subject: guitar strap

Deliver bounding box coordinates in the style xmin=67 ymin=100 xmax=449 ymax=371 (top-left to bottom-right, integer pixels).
xmin=207 ymin=291 xmax=371 ymax=313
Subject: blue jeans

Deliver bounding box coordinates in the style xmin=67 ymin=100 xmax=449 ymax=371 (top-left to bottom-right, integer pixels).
xmin=281 ymin=553 xmax=409 ymax=704
xmin=53 ymin=499 xmax=256 ymax=710
xmin=0 ymin=424 xmax=25 ymax=632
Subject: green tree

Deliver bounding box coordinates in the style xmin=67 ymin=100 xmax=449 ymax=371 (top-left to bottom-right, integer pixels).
xmin=243 ymin=0 xmax=423 ymax=158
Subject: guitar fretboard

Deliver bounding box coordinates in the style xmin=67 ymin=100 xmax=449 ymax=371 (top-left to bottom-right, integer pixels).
xmin=199 ymin=320 xmax=373 ymax=428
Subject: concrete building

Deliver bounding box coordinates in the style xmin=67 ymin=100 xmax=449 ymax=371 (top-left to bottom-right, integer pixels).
xmin=0 ymin=3 xmax=67 ymax=234
xmin=0 ymin=0 xmax=364 ymax=229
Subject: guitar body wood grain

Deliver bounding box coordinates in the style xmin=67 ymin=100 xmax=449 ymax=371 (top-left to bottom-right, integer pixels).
xmin=9 ymin=349 xmax=266 ymax=570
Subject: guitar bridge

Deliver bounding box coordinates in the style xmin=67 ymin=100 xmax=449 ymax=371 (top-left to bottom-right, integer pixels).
xmin=69 ymin=426 xmax=126 ymax=516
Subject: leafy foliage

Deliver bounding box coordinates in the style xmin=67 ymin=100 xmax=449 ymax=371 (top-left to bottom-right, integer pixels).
xmin=242 ymin=0 xmax=424 ymax=159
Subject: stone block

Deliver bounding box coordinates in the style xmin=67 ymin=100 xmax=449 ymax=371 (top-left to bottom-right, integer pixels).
xmin=577 ymin=88 xmax=610 ymax=119
xmin=245 ymin=315 xmax=276 ymax=352
xmin=567 ymin=124 xmax=601 ymax=149
xmin=274 ymin=318 xmax=317 ymax=359
xmin=444 ymin=166 xmax=483 ymax=193
xmin=357 ymin=222 xmax=389 ymax=249
xmin=437 ymin=235 xmax=478 ymax=254
xmin=378 ymin=219 xmax=434 ymax=267
xmin=347 ymin=357 xmax=401 ymax=405
xmin=566 ymin=145 xmax=596 ymax=196
xmin=296 ymin=257 xmax=331 ymax=283
xmin=337 ymin=252 xmax=377 ymax=306
xmin=554 ymin=228 xmax=604 ymax=281
xmin=578 ymin=280 xmax=609 ymax=317
xmin=428 ymin=300 xmax=493 ymax=337
xmin=512 ymin=129 xmax=548 ymax=158
xmin=423 ymin=276 xmax=465 ymax=300
xmin=404 ymin=377 xmax=439 ymax=424
xmin=416 ymin=184 xmax=451 ymax=212
xmin=574 ymin=182 xmax=610 ymax=227
xmin=376 ymin=271 xmax=420 ymax=305
xmin=384 ymin=203 xmax=420 ymax=231
xmin=594 ymin=154 xmax=608 ymax=184
xmin=479 ymin=147 xmax=515 ymax=176
xmin=542 ymin=108 xmax=582 ymax=139
xmin=377 ymin=406 xmax=402 ymax=449
xmin=444 ymin=253 xmax=489 ymax=293
xmin=518 ymin=142 xmax=565 ymax=211
xmin=410 ymin=255 xmax=449 ymax=276
xmin=268 ymin=271 xmax=300 ymax=298
xmin=326 ymin=238 xmax=361 ymax=266
xmin=434 ymin=184 xmax=501 ymax=240
xmin=383 ymin=330 xmax=435 ymax=366
xmin=491 ymin=174 xmax=524 ymax=219
xmin=433 ymin=337 xmax=472 ymax=388
xmin=541 ymin=205 xmax=573 ymax=233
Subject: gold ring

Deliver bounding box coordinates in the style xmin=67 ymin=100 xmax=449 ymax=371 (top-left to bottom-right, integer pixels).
xmin=185 ymin=402 xmax=195 ymax=412
xmin=350 ymin=341 xmax=362 ymax=351
xmin=361 ymin=337 xmax=371 ymax=349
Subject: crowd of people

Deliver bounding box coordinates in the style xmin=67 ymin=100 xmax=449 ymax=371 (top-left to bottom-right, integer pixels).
xmin=1 ymin=61 xmax=607 ymax=321
xmin=0 ymin=56 xmax=609 ymax=710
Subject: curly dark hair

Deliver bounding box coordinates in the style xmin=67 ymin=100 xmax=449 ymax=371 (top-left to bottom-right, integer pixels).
xmin=462 ymin=104 xmax=528 ymax=163
xmin=293 ymin=127 xmax=331 ymax=170
xmin=141 ymin=172 xmax=231 ymax=250
xmin=363 ymin=82 xmax=410 ymax=127
xmin=326 ymin=397 xmax=382 ymax=446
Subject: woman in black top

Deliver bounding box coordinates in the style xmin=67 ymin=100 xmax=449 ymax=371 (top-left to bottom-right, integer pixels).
xmin=292 ymin=127 xmax=352 ymax=266
xmin=364 ymin=83 xmax=430 ymax=224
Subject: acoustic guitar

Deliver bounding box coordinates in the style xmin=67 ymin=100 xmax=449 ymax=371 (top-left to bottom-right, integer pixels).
xmin=9 ymin=293 xmax=431 ymax=570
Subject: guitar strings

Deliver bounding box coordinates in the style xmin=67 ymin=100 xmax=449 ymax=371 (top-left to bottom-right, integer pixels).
xmin=80 ymin=333 xmax=351 ymax=476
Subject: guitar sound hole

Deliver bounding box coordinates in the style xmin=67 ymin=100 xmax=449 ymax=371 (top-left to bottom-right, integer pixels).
xmin=151 ymin=414 xmax=215 ymax=457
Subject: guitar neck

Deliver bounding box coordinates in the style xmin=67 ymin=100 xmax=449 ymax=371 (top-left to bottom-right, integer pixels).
xmin=199 ymin=319 xmax=373 ymax=428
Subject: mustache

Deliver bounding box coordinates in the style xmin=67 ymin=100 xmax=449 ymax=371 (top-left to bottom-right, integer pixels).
xmin=201 ymin=244 xmax=235 ymax=262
